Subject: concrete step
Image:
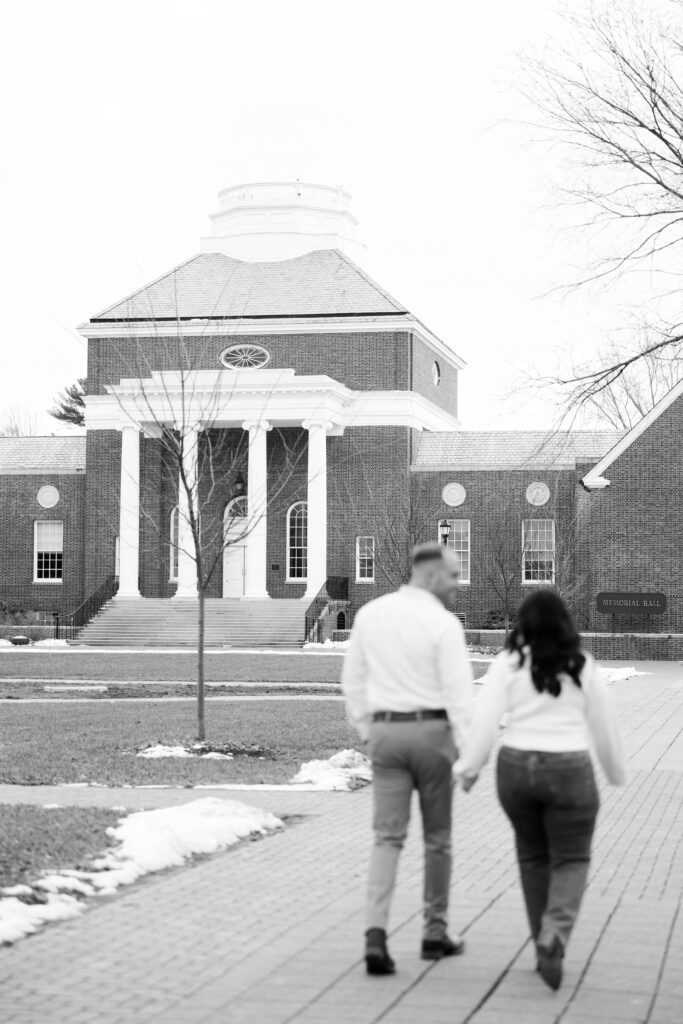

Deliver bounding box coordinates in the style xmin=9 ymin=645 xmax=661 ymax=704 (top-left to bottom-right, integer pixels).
xmin=73 ymin=596 xmax=307 ymax=648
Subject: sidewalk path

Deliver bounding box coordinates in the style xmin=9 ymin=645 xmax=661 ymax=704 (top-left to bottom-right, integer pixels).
xmin=1 ymin=672 xmax=682 ymax=1024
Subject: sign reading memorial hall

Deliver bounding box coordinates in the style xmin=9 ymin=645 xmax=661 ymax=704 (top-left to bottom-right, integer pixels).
xmin=596 ymin=592 xmax=667 ymax=615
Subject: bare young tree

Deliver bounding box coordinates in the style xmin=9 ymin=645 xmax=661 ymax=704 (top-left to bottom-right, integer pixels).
xmin=484 ymin=502 xmax=522 ymax=634
xmin=523 ymin=2 xmax=683 ymax=412
xmin=0 ymin=408 xmax=39 ymax=436
xmin=94 ymin=338 xmax=308 ymax=744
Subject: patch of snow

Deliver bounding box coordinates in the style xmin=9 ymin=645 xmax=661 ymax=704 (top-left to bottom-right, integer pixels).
xmin=34 ymin=639 xmax=70 ymax=648
xmin=290 ymin=748 xmax=372 ymax=791
xmin=303 ymin=639 xmax=350 ymax=651
xmin=136 ymin=744 xmax=233 ymax=760
xmin=35 ymin=875 xmax=95 ymax=896
xmin=42 ymin=803 xmax=62 ymax=809
xmin=1 ymin=885 xmax=34 ymax=897
xmin=599 ymin=666 xmax=650 ymax=686
xmin=0 ymin=639 xmax=13 ymax=648
xmin=0 ymin=798 xmax=282 ymax=945
xmin=137 ymin=744 xmax=193 ymax=759
xmin=0 ymin=894 xmax=83 ymax=943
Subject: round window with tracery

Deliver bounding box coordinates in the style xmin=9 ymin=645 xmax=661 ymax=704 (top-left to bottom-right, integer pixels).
xmin=219 ymin=344 xmax=271 ymax=369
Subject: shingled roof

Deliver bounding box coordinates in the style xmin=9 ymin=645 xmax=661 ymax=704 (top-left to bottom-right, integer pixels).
xmin=0 ymin=437 xmax=86 ymax=475
xmin=413 ymin=430 xmax=624 ymax=472
xmin=91 ymin=250 xmax=407 ymax=322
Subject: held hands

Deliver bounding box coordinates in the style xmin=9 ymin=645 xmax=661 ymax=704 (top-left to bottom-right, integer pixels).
xmin=452 ymin=762 xmax=479 ymax=793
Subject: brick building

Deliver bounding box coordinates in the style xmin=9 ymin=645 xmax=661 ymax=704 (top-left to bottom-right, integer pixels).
xmin=1 ymin=182 xmax=680 ymax=644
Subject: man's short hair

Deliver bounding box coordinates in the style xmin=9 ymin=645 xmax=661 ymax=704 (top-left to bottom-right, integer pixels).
xmin=411 ymin=543 xmax=446 ymax=567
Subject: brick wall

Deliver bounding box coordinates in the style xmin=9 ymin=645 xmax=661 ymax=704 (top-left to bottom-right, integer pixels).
xmin=0 ymin=473 xmax=85 ymax=615
xmin=579 ymin=396 xmax=683 ymax=633
xmin=86 ymin=332 xmax=414 ymax=395
xmin=83 ymin=431 xmax=120 ymax=594
xmin=408 ymin=468 xmax=579 ymax=630
xmin=410 ymin=335 xmax=458 ymax=416
xmin=87 ymin=329 xmax=461 ymax=410
xmin=465 ymin=629 xmax=683 ymax=661
xmin=327 ymin=424 xmax=413 ymax=610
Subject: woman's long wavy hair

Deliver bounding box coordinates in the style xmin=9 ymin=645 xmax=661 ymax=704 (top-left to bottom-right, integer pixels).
xmin=505 ymin=589 xmax=585 ymax=697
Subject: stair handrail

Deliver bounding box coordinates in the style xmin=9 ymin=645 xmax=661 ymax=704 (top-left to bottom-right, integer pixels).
xmin=303 ymin=576 xmax=349 ymax=644
xmin=63 ymin=575 xmax=119 ymax=638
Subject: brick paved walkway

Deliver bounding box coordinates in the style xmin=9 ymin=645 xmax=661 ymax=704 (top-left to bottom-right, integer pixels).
xmin=1 ymin=671 xmax=682 ymax=1024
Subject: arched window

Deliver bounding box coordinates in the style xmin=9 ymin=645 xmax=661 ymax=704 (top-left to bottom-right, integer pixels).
xmin=336 ymin=611 xmax=346 ymax=631
xmin=224 ymin=496 xmax=248 ymax=542
xmin=169 ymin=506 xmax=179 ymax=582
xmin=286 ymin=501 xmax=308 ymax=581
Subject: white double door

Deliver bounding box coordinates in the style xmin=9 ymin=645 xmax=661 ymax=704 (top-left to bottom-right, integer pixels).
xmin=223 ymin=544 xmax=246 ymax=598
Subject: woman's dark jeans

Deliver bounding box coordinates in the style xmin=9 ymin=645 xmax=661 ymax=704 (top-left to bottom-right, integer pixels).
xmin=497 ymin=747 xmax=599 ymax=951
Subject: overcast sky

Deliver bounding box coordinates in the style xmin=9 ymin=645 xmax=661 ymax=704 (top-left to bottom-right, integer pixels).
xmin=0 ymin=0 xmax=656 ymax=433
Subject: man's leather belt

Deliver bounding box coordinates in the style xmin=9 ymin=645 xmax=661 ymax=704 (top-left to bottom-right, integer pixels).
xmin=372 ymin=709 xmax=448 ymax=722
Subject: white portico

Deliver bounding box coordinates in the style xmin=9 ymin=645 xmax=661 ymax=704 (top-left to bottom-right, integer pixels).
xmin=85 ymin=367 xmax=460 ymax=603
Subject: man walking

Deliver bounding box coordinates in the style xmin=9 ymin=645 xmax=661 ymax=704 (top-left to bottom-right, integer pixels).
xmin=341 ymin=544 xmax=473 ymax=975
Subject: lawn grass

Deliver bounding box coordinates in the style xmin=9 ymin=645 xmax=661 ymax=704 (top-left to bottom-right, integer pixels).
xmin=0 ymin=700 xmax=357 ymax=786
xmin=0 ymin=805 xmax=120 ymax=888
xmin=0 ymin=651 xmax=490 ymax=687
xmin=0 ymin=651 xmax=344 ymax=683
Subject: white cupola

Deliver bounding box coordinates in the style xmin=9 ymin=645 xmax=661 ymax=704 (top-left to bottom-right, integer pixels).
xmin=200 ymin=182 xmax=367 ymax=265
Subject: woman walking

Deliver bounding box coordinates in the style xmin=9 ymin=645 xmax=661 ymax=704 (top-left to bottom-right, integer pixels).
xmin=455 ymin=590 xmax=626 ymax=991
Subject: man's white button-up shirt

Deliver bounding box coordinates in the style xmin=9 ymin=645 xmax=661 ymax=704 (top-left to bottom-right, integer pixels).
xmin=341 ymin=585 xmax=474 ymax=747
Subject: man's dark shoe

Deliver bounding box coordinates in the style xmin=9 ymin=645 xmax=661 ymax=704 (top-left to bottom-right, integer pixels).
xmin=421 ymin=934 xmax=466 ymax=960
xmin=365 ymin=928 xmax=396 ymax=976
xmin=537 ymin=935 xmax=563 ymax=991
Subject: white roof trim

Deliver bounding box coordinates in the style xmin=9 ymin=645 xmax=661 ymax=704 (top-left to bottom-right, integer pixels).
xmin=84 ymin=368 xmax=460 ymax=434
xmin=581 ymin=377 xmax=683 ymax=490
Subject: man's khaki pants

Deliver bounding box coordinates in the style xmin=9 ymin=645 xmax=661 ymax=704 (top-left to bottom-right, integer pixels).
xmin=367 ymin=717 xmax=457 ymax=940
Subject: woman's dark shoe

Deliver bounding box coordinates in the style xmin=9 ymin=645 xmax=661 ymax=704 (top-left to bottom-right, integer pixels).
xmin=365 ymin=928 xmax=396 ymax=975
xmin=421 ymin=934 xmax=466 ymax=960
xmin=536 ymin=935 xmax=563 ymax=991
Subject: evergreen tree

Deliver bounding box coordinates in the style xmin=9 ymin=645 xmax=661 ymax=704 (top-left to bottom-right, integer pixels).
xmin=48 ymin=378 xmax=86 ymax=427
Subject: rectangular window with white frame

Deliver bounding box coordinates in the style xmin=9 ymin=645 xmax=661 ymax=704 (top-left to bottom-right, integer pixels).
xmin=522 ymin=519 xmax=555 ymax=584
xmin=355 ymin=536 xmax=375 ymax=583
xmin=438 ymin=519 xmax=470 ymax=584
xmin=34 ymin=521 xmax=64 ymax=583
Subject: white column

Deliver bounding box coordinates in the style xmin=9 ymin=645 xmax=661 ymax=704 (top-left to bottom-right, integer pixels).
xmin=118 ymin=424 xmax=141 ymax=598
xmin=303 ymin=420 xmax=331 ymax=599
xmin=174 ymin=426 xmax=199 ymax=599
xmin=242 ymin=420 xmax=272 ymax=600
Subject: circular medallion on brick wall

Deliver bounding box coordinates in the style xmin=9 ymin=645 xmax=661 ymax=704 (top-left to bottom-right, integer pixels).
xmin=37 ymin=485 xmax=60 ymax=509
xmin=219 ymin=343 xmax=271 ymax=369
xmin=526 ymin=481 xmax=550 ymax=507
xmin=442 ymin=482 xmax=466 ymax=507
